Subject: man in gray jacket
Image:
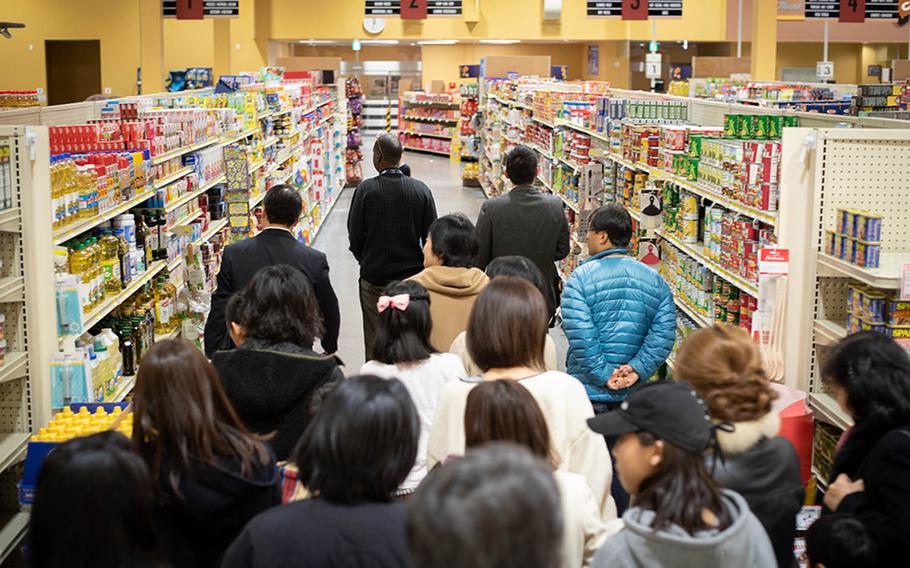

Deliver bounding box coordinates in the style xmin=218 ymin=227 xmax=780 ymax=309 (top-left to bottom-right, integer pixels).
xmin=474 ymin=145 xmax=570 ymax=320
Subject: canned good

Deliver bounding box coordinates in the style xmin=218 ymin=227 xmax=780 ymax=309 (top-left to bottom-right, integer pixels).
xmin=861 ymin=319 xmax=886 ymax=334
xmin=782 ymin=116 xmax=799 ymax=128
xmin=688 ymin=136 xmax=703 ymax=159
xmin=837 ymin=234 xmax=850 ymax=260
xmin=854 ymin=240 xmax=881 ymax=268
xmin=682 ymin=218 xmax=699 ymax=243
xmin=737 ymin=115 xmax=753 ymax=139
xmin=824 ymin=230 xmax=836 ymax=255
xmin=886 ymin=298 xmax=910 ymax=326
xmin=767 ymin=116 xmax=783 ymax=139
xmin=848 ymin=284 xmax=865 ymax=316
xmin=853 ymin=212 xmax=882 ymax=242
xmin=724 ymin=115 xmax=738 ymax=138
xmin=862 ymin=290 xmax=887 ymax=322
xmin=886 ymin=325 xmax=910 ymax=350
xmin=751 ymin=115 xmax=770 ymax=139
xmin=687 ymin=158 xmax=699 ymax=181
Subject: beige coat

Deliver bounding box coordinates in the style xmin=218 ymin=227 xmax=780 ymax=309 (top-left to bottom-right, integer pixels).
xmin=409 ymin=266 xmax=489 ymax=352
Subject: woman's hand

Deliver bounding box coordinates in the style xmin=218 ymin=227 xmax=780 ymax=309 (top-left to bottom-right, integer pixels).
xmin=824 ymin=473 xmax=865 ymax=511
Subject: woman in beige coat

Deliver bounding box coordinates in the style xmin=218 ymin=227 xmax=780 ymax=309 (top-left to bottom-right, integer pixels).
xmin=409 ymin=214 xmax=489 ymax=352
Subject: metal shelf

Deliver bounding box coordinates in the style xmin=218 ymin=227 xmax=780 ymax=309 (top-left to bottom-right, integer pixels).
xmin=153 ymin=166 xmax=194 ymax=189
xmin=221 ymin=127 xmax=259 ymax=146
xmin=558 ymin=120 xmax=610 ymax=143
xmin=532 ymin=116 xmax=557 ymax=128
xmin=0 ymin=208 xmax=20 ymax=233
xmin=0 ymin=433 xmax=30 ymax=475
xmin=0 ymin=512 xmax=29 ymax=565
xmin=264 ymin=136 xmax=279 ymax=149
xmin=53 ymin=188 xmax=156 ymax=245
xmin=814 ymin=319 xmax=847 ymax=346
xmin=809 ymin=392 xmax=853 ymax=431
xmin=674 ymin=296 xmax=714 ymax=329
xmin=201 ymin=218 xmax=229 ymax=242
xmin=0 ymin=353 xmax=27 ymax=386
xmin=817 ymin=252 xmax=910 ymax=289
xmin=402 ymin=146 xmax=451 ymax=157
xmin=0 ymin=277 xmax=24 ymax=303
xmin=105 ymin=375 xmax=136 ymax=403
xmin=164 ymin=173 xmax=225 ymax=213
xmin=658 ymin=229 xmax=759 ymax=297
xmin=401 ymin=115 xmax=458 ymax=124
xmin=400 ymin=130 xmax=453 ymax=140
xmin=555 ymin=192 xmax=579 ymax=213
xmin=150 ymin=138 xmax=218 ymax=166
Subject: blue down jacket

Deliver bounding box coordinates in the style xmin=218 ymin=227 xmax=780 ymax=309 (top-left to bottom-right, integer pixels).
xmin=562 ymin=248 xmax=676 ymax=402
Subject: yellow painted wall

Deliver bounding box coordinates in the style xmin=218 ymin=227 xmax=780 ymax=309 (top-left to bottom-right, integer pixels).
xmin=164 ymin=19 xmax=216 ymax=72
xmin=776 ymin=42 xmax=862 ymax=84
xmin=420 ymin=43 xmax=586 ymax=88
xmin=293 ymin=45 xmax=423 ymax=61
xmin=271 ymin=0 xmax=729 ymax=42
xmin=581 ymin=41 xmax=630 ymax=88
xmin=0 ymin=0 xmax=143 ymax=97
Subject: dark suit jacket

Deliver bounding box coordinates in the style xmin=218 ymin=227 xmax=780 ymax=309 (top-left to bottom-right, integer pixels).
xmin=474 ymin=185 xmax=570 ymax=309
xmin=203 ymin=228 xmax=340 ymax=357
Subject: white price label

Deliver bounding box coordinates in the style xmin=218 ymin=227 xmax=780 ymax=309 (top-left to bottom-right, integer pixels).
xmin=816 ymin=61 xmax=835 ymax=81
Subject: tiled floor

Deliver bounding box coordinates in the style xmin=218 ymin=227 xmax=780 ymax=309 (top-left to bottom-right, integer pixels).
xmin=312 ymin=140 xmax=568 ymax=374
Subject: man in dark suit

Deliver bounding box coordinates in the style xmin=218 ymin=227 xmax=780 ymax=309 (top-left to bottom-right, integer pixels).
xmin=475 ymin=145 xmax=570 ymax=319
xmin=347 ymin=134 xmax=437 ymax=359
xmin=203 ymin=184 xmax=340 ymax=357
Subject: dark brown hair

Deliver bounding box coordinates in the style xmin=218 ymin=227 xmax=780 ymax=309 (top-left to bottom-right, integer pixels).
xmin=464 ymin=380 xmax=556 ymax=467
xmin=467 ymin=277 xmax=547 ymax=372
xmin=674 ymin=325 xmax=778 ymax=423
xmin=132 ymin=339 xmax=270 ymax=494
xmin=633 ymin=431 xmax=733 ymax=535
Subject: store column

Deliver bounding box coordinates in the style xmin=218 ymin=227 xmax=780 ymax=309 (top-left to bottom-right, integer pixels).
xmin=139 ymin=0 xmax=165 ymax=94
xmin=214 ymin=19 xmax=232 ymax=83
xmin=750 ymin=0 xmax=777 ymax=81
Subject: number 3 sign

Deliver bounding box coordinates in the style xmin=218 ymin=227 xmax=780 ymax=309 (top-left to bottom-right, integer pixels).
xmin=401 ymin=0 xmax=427 ymax=19
xmin=622 ymin=0 xmax=648 ymax=20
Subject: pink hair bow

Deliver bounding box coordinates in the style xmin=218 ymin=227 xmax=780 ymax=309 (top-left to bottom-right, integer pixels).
xmin=377 ymin=294 xmax=410 ymax=313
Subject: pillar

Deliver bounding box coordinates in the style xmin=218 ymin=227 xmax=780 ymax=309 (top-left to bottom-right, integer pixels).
xmin=214 ymin=19 xmax=232 ymax=80
xmin=750 ymin=0 xmax=777 ymax=81
xmin=139 ymin=0 xmax=165 ymax=94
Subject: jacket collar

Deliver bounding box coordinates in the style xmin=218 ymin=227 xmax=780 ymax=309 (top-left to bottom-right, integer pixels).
xmin=716 ymin=412 xmax=781 ymax=456
xmin=256 ymin=227 xmax=296 ymax=241
xmin=584 ymin=247 xmax=629 ymax=263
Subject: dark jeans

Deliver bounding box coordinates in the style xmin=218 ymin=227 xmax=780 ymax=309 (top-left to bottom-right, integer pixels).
xmin=359 ymin=278 xmax=386 ymax=361
xmin=592 ymin=400 xmax=631 ymax=516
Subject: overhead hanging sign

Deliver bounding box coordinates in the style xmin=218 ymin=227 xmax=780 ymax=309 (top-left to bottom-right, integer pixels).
xmin=364 ymin=0 xmax=462 ymax=16
xmin=623 ymin=0 xmax=649 ymax=19
xmin=586 ymin=0 xmax=682 ymax=16
xmin=401 ymin=0 xmax=428 ymax=19
xmin=163 ymin=0 xmax=239 ymax=17
xmin=805 ymin=0 xmax=899 ymax=19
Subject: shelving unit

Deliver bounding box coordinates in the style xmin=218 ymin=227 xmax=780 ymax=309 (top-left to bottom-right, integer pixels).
xmin=398 ymin=92 xmax=459 ymax=158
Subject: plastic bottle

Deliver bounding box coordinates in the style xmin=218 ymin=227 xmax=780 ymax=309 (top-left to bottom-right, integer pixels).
xmin=114 ymin=214 xmax=136 ymax=248
xmin=142 ymin=211 xmax=158 ymax=265
xmin=154 ymin=209 xmax=168 ymax=261
xmin=99 ymin=230 xmax=123 ymax=296
xmin=160 ymin=273 xmax=178 ymax=332
xmin=134 ymin=214 xmax=149 ymax=272
xmin=111 ymin=226 xmax=132 ymax=285
xmin=86 ymin=238 xmax=103 ymax=307
xmin=68 ymin=242 xmax=91 ymax=312
xmin=154 ymin=277 xmax=174 ymax=334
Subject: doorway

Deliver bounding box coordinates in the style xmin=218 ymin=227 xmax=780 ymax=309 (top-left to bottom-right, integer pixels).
xmin=45 ymin=40 xmax=101 ymax=105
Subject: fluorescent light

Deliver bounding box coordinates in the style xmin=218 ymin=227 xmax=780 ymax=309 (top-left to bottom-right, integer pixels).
xmin=361 ymin=40 xmax=399 ymax=45
xmin=299 ymin=40 xmax=337 ymax=45
xmin=479 ymin=40 xmax=521 ymax=45
xmin=417 ymin=40 xmax=458 ymax=45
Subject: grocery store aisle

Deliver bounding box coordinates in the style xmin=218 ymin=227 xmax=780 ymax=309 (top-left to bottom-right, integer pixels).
xmin=312 ymin=142 xmax=568 ymax=373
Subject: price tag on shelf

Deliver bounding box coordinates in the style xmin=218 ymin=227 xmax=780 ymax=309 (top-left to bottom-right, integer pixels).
xmin=900 ymin=263 xmax=910 ymax=300
xmin=760 ymin=248 xmax=790 ymax=277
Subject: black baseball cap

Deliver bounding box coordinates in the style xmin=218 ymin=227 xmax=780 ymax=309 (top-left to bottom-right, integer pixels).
xmin=587 ymin=381 xmax=714 ymax=453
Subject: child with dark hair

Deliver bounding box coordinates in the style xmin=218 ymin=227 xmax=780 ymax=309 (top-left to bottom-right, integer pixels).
xmin=213 ymin=265 xmax=344 ymax=460
xmin=362 ymin=279 xmax=466 ymax=494
xmin=223 ymin=375 xmax=418 ymax=568
xmin=806 ymin=514 xmax=877 ymax=568
xmin=29 ymin=431 xmax=165 ymax=568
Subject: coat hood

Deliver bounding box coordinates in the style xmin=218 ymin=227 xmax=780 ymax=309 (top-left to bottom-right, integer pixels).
xmin=616 ymin=490 xmax=768 ymax=566
xmin=175 ymin=454 xmax=278 ymax=508
xmin=212 ymin=345 xmax=340 ymax=416
xmin=412 ymin=266 xmax=489 ymax=297
xmin=716 ymin=412 xmax=781 ymax=456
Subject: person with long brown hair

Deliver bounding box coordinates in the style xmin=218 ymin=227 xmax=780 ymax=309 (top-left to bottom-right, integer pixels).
xmin=427 ymin=276 xmax=615 ymax=520
xmin=675 ymin=325 xmax=804 ymax=568
xmin=132 ymin=339 xmax=279 ymax=568
xmin=464 ymin=380 xmax=607 ymax=568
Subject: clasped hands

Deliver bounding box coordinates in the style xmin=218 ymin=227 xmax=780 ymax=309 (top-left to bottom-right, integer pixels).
xmin=823 ymin=473 xmax=865 ymax=512
xmin=606 ymin=364 xmax=640 ymax=390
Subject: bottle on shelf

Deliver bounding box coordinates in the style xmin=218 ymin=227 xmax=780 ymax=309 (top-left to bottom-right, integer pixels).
xmin=98 ymin=229 xmax=123 ymax=296
xmin=143 ymin=210 xmax=159 ymax=264
xmin=153 ymin=275 xmax=174 ymax=335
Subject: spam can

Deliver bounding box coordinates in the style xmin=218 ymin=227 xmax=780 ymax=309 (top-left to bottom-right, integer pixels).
xmin=854 ymin=240 xmax=881 ymax=269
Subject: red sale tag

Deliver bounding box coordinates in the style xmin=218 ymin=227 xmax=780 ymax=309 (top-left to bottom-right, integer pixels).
xmin=401 ymin=0 xmax=428 ymax=20
xmin=176 ymin=0 xmax=204 ymax=19
xmin=759 ymin=248 xmax=790 ymax=276
xmin=839 ymin=0 xmax=866 ymax=23
xmin=622 ymin=0 xmax=648 ymax=20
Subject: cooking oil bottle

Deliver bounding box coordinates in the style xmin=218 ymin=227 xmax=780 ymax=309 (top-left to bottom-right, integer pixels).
xmin=68 ymin=241 xmax=92 ymax=312
xmin=153 ymin=276 xmax=174 ymax=335
xmin=160 ymin=272 xmax=179 ymax=332
xmin=99 ymin=230 xmax=122 ymax=296
xmin=86 ymin=237 xmax=103 ymax=307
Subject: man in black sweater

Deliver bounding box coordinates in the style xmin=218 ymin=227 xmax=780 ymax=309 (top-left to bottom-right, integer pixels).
xmin=475 ymin=145 xmax=570 ymax=319
xmin=347 ymin=134 xmax=437 ymax=359
xmin=204 ymin=185 xmax=341 ymax=357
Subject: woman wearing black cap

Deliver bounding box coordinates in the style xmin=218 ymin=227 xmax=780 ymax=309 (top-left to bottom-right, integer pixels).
xmin=587 ymin=381 xmax=775 ymax=568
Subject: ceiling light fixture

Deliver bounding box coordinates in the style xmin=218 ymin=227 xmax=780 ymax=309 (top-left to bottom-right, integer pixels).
xmin=361 ymin=40 xmax=400 ymax=45
xmin=479 ymin=39 xmax=521 ymax=44
xmin=417 ymin=40 xmax=459 ymax=45
xmin=300 ymin=39 xmax=338 ymax=45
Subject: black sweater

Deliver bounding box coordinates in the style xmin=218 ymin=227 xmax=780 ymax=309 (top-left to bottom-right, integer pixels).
xmin=347 ymin=171 xmax=437 ymax=286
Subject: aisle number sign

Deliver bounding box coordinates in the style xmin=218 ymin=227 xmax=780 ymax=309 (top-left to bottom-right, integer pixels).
xmin=645 ymin=53 xmax=663 ymax=79
xmin=816 ymin=61 xmax=835 ymax=80
xmin=365 ymin=0 xmax=462 ymax=16
xmin=401 ymin=0 xmax=428 ymax=19
xmin=586 ymin=0 xmax=682 ymax=17
xmin=805 ymin=0 xmax=900 ymax=19
xmin=162 ymin=0 xmax=239 ymax=17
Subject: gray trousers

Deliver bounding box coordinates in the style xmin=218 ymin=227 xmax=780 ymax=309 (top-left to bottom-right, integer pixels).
xmin=359 ymin=278 xmax=386 ymax=361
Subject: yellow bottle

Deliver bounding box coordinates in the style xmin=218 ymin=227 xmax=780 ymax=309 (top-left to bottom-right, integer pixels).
xmin=160 ymin=273 xmax=179 ymax=332
xmin=99 ymin=230 xmax=123 ymax=296
xmin=87 ymin=238 xmax=103 ymax=307
xmin=68 ymin=242 xmax=92 ymax=312
xmin=153 ymin=277 xmax=174 ymax=334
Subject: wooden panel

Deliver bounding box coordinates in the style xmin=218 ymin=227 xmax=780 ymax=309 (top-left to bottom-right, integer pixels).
xmin=691 ymin=56 xmax=752 ymax=78
xmin=482 ymin=55 xmax=551 ymax=79
xmin=892 ymin=59 xmax=910 ymax=81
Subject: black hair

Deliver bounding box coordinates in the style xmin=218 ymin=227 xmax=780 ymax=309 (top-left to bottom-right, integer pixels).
xmin=806 ymin=514 xmax=877 ymax=568
xmin=429 ymin=213 xmax=478 ymax=268
xmin=505 ymin=145 xmax=538 ymax=185
xmin=375 ymin=133 xmax=403 ymax=167
xmin=235 ymin=265 xmax=324 ymax=347
xmin=589 ymin=203 xmax=633 ymax=248
xmin=263 ymin=184 xmax=302 ymax=227
xmin=30 ymin=431 xmax=165 ymax=568
xmin=400 ymin=163 xmax=412 ymax=177
xmin=225 ymin=290 xmax=245 ymax=328
xmin=372 ymin=280 xmax=436 ymax=365
xmin=485 ymin=255 xmax=548 ymax=301
xmin=407 ymin=443 xmax=563 ymax=568
xmin=294 ymin=375 xmax=419 ymax=503
xmin=823 ymin=331 xmax=910 ymax=478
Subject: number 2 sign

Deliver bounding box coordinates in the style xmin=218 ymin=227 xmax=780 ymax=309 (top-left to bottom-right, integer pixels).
xmin=401 ymin=0 xmax=428 ymax=19
xmin=839 ymin=0 xmax=865 ymax=23
xmin=622 ymin=0 xmax=648 ymax=20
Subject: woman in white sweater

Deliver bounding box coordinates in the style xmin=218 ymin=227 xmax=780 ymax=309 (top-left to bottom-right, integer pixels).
xmin=362 ymin=280 xmax=466 ymax=495
xmin=464 ymin=379 xmax=607 ymax=568
xmin=428 ymin=277 xmax=616 ymax=520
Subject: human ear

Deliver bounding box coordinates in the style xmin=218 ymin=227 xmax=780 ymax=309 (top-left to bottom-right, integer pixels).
xmin=649 ymin=440 xmax=664 ymax=467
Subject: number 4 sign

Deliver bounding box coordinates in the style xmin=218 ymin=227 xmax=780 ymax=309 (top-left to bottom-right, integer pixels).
xmin=839 ymin=0 xmax=865 ymax=23
xmin=401 ymin=0 xmax=428 ymax=19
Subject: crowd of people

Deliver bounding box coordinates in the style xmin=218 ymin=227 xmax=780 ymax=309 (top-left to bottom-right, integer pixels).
xmin=27 ymin=135 xmax=910 ymax=568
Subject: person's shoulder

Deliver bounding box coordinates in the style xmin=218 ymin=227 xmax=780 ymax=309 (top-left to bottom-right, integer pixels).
xmin=872 ymin=426 xmax=910 ymax=455
xmin=432 ymin=352 xmax=468 ymax=376
xmin=527 ymin=371 xmax=588 ymax=397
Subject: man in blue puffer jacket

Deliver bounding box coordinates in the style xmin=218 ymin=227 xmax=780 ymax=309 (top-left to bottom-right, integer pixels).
xmin=562 ymin=203 xmax=676 ymax=406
